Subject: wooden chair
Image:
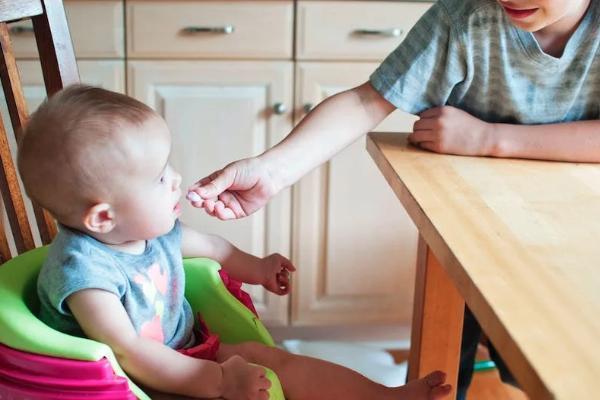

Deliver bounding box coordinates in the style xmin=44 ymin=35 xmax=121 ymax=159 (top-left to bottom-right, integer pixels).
xmin=0 ymin=0 xmax=79 ymax=264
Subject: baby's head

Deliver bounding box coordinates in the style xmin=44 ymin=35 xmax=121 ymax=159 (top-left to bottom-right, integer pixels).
xmin=18 ymin=85 xmax=182 ymax=243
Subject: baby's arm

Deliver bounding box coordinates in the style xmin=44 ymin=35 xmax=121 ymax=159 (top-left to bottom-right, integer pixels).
xmin=181 ymin=223 xmax=295 ymax=294
xmin=409 ymin=106 xmax=600 ymax=162
xmin=67 ymin=289 xmax=269 ymax=398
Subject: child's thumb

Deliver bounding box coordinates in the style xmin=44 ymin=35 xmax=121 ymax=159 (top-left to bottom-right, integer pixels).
xmin=196 ymin=170 xmax=234 ymax=198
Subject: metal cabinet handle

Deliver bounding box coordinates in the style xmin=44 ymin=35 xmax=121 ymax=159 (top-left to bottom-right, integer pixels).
xmin=352 ymin=28 xmax=403 ymax=38
xmin=9 ymin=25 xmax=34 ymax=35
xmin=303 ymin=103 xmax=314 ymax=114
xmin=273 ymin=103 xmax=287 ymax=115
xmin=181 ymin=25 xmax=235 ymax=35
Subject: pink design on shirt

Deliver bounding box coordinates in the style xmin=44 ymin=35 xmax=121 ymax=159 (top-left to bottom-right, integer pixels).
xmin=148 ymin=263 xmax=168 ymax=295
xmin=133 ymin=262 xmax=169 ymax=343
xmin=139 ymin=315 xmax=164 ymax=343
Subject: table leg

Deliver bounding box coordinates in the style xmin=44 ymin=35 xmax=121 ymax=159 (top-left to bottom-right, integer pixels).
xmin=407 ymin=235 xmax=465 ymax=399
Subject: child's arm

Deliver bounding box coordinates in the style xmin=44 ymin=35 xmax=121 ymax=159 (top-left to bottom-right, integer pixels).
xmin=66 ymin=289 xmax=271 ymax=399
xmin=181 ymin=223 xmax=295 ymax=295
xmin=409 ymin=106 xmax=600 ymax=162
xmin=188 ymin=81 xmax=395 ymax=220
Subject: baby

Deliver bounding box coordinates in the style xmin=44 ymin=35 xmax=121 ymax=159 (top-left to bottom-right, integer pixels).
xmin=18 ymin=84 xmax=450 ymax=400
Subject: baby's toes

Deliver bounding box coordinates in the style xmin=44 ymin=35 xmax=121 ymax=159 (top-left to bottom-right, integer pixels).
xmin=424 ymin=370 xmax=447 ymax=387
xmin=429 ymin=384 xmax=452 ymax=399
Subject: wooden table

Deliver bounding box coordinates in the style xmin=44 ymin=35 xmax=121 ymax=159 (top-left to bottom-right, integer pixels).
xmin=367 ymin=132 xmax=600 ymax=400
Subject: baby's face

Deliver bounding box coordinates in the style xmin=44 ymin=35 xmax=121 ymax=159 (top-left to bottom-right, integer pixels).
xmin=111 ymin=116 xmax=182 ymax=241
xmin=497 ymin=0 xmax=589 ymax=32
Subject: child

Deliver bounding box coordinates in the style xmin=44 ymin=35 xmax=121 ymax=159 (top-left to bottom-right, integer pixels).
xmin=187 ymin=0 xmax=600 ymax=398
xmin=17 ymin=85 xmax=451 ymax=400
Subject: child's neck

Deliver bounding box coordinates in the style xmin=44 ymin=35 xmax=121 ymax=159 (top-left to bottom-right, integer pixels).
xmin=84 ymin=230 xmax=147 ymax=255
xmin=533 ymin=0 xmax=591 ymax=57
xmin=106 ymin=240 xmax=147 ymax=255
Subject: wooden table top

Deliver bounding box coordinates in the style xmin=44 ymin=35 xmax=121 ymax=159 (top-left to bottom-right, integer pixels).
xmin=367 ymin=132 xmax=600 ymax=400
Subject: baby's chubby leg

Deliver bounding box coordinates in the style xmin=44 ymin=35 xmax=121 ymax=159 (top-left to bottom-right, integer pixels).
xmin=217 ymin=342 xmax=451 ymax=400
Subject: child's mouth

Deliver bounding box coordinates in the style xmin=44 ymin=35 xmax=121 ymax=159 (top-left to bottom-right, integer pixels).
xmin=173 ymin=202 xmax=181 ymax=215
xmin=503 ymin=6 xmax=538 ymax=19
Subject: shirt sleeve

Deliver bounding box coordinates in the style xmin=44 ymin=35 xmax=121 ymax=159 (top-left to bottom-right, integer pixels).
xmin=40 ymin=250 xmax=126 ymax=317
xmin=370 ymin=1 xmax=467 ymax=115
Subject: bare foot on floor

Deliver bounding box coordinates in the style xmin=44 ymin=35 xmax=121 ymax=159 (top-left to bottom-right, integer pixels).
xmin=397 ymin=371 xmax=452 ymax=400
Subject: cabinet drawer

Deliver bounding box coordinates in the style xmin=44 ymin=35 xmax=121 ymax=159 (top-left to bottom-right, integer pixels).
xmin=127 ymin=1 xmax=293 ymax=59
xmin=8 ymin=0 xmax=124 ymax=59
xmin=297 ymin=1 xmax=432 ymax=61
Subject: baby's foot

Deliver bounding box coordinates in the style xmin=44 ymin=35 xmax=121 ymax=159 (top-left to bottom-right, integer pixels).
xmin=396 ymin=371 xmax=452 ymax=400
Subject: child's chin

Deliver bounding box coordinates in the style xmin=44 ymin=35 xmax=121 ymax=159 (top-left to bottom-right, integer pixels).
xmin=143 ymin=221 xmax=177 ymax=240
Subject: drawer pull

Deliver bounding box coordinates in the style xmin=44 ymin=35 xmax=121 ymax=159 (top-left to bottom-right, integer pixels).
xmin=352 ymin=28 xmax=403 ymax=38
xmin=9 ymin=25 xmax=34 ymax=35
xmin=181 ymin=25 xmax=235 ymax=35
xmin=273 ymin=103 xmax=287 ymax=115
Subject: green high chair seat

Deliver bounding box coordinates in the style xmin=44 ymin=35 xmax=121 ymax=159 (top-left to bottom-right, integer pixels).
xmin=0 ymin=246 xmax=285 ymax=399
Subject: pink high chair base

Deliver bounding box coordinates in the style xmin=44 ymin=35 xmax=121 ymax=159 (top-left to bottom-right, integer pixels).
xmin=0 ymin=343 xmax=135 ymax=399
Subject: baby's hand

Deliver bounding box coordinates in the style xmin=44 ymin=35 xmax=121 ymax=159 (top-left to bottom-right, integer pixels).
xmin=260 ymin=253 xmax=296 ymax=295
xmin=221 ymin=355 xmax=271 ymax=400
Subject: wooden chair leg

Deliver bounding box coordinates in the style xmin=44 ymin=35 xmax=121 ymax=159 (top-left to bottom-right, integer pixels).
xmin=408 ymin=235 xmax=464 ymax=399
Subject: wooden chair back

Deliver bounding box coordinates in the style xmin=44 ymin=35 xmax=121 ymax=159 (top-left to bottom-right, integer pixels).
xmin=0 ymin=0 xmax=79 ymax=263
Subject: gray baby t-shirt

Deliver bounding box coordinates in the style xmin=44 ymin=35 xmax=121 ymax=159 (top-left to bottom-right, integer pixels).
xmin=38 ymin=220 xmax=194 ymax=349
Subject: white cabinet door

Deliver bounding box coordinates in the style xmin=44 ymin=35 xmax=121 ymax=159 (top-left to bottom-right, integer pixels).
xmin=128 ymin=61 xmax=293 ymax=325
xmin=0 ymin=60 xmax=125 ymax=253
xmin=292 ymin=62 xmax=418 ymax=326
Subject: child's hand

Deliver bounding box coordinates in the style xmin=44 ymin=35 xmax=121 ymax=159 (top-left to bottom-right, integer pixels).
xmin=221 ymin=355 xmax=271 ymax=400
xmin=186 ymin=157 xmax=280 ymax=220
xmin=260 ymin=253 xmax=296 ymax=295
xmin=408 ymin=106 xmax=495 ymax=156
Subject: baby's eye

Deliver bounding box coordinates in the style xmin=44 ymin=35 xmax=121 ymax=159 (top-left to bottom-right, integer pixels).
xmin=159 ymin=175 xmax=166 ymax=184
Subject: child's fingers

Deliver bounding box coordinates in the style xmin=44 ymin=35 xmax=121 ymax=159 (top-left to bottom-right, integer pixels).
xmin=419 ymin=106 xmax=443 ymax=118
xmin=219 ymin=192 xmax=246 ymax=218
xmin=196 ymin=169 xmax=234 ymax=198
xmin=214 ymin=201 xmax=236 ymax=220
xmin=409 ymin=130 xmax=437 ymax=144
xmin=188 ymin=175 xmax=213 ymax=190
xmin=203 ymin=198 xmax=216 ymax=214
xmin=188 ymin=171 xmax=221 ymax=195
xmin=277 ymin=273 xmax=289 ymax=286
xmin=281 ymin=258 xmax=296 ymax=271
xmin=417 ymin=141 xmax=440 ymax=153
xmin=277 ymin=274 xmax=291 ymax=294
xmin=186 ymin=191 xmax=204 ymax=208
xmin=413 ymin=118 xmax=437 ymax=132
xmin=259 ymin=376 xmax=272 ymax=391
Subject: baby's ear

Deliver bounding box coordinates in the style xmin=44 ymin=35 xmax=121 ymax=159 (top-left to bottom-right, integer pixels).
xmin=83 ymin=203 xmax=115 ymax=234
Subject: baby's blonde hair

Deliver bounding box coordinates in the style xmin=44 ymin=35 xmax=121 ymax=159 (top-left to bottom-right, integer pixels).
xmin=18 ymin=84 xmax=156 ymax=224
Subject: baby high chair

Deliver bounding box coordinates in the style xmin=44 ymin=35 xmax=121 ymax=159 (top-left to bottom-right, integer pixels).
xmin=0 ymin=248 xmax=285 ymax=399
xmin=0 ymin=1 xmax=284 ymax=398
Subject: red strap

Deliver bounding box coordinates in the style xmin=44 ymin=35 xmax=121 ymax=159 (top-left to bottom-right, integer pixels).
xmin=218 ymin=269 xmax=259 ymax=317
